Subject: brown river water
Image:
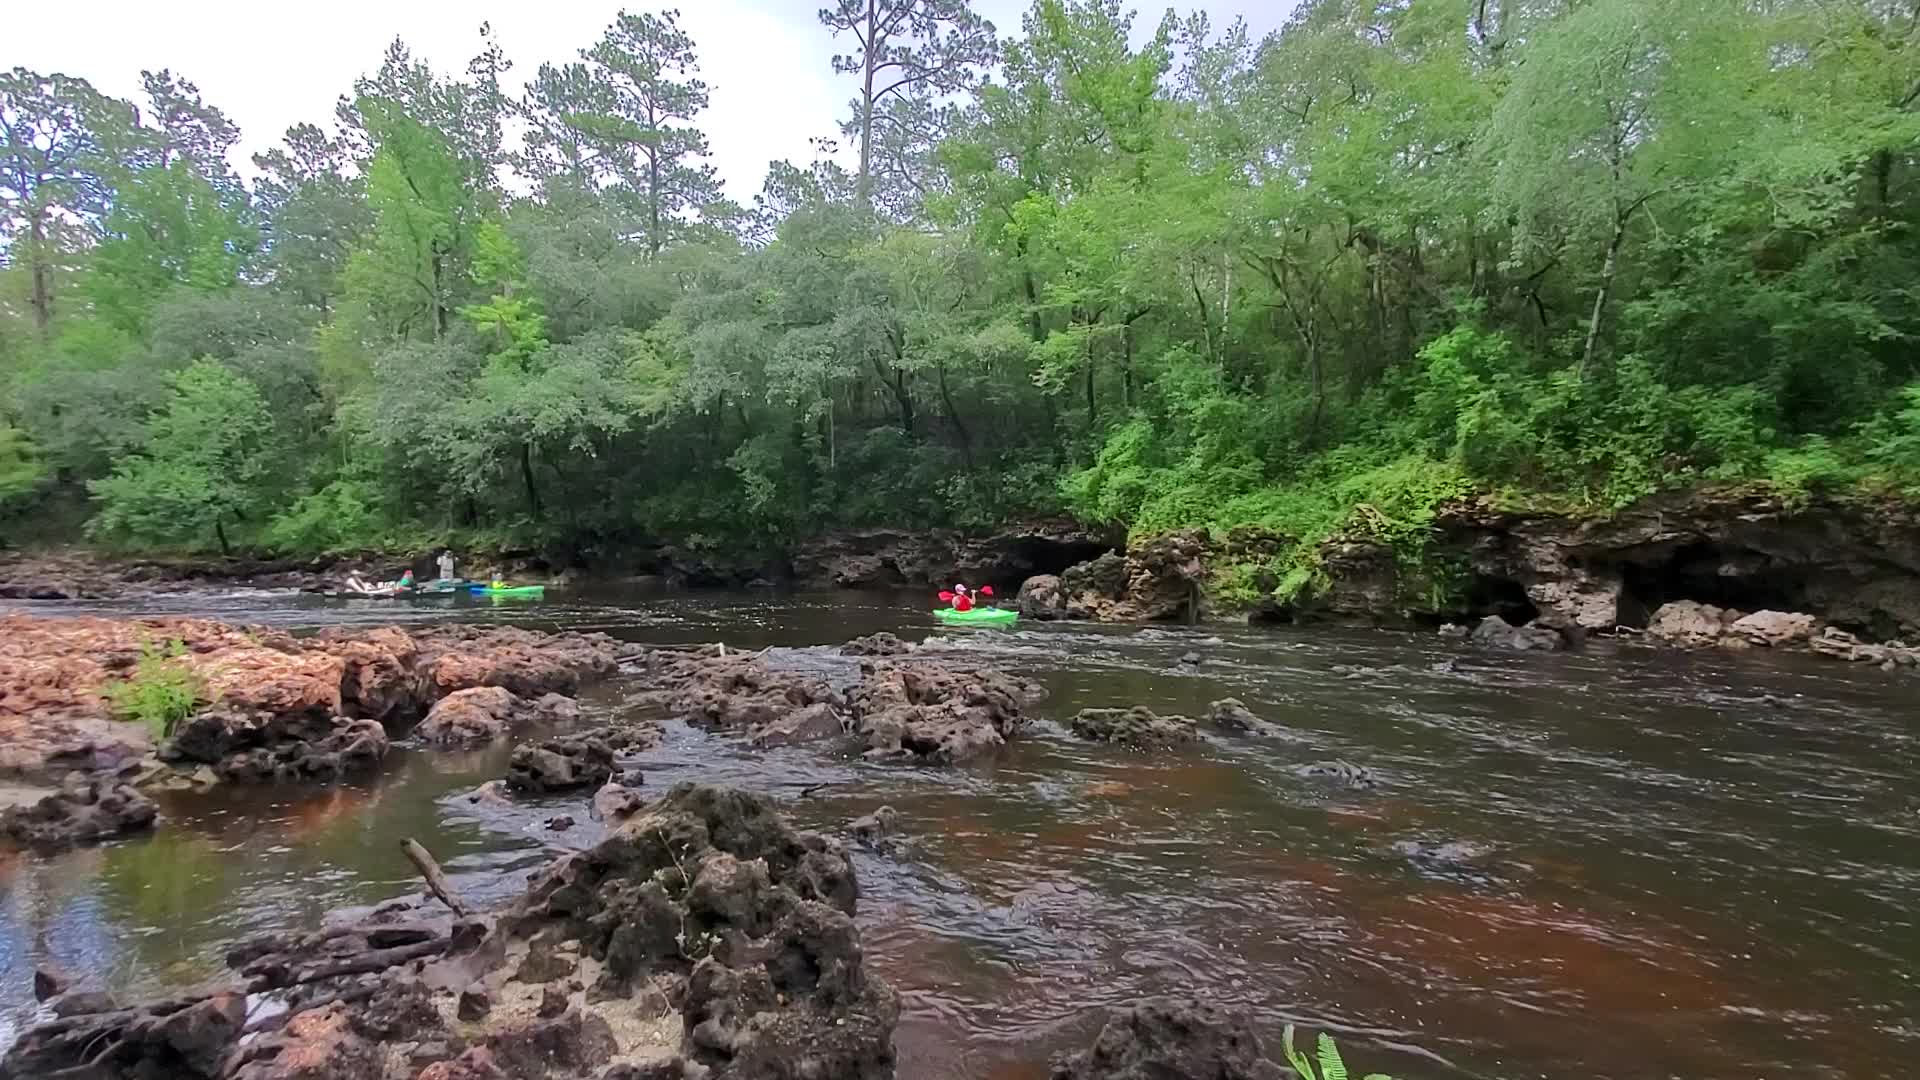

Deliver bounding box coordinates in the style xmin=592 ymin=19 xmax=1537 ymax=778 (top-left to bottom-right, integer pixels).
xmin=1 ymin=588 xmax=1916 ymax=1078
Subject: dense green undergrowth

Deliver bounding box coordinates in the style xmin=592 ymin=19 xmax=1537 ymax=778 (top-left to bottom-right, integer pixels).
xmin=103 ymin=638 xmax=204 ymax=742
xmin=3 ymin=1 xmax=1915 ymax=586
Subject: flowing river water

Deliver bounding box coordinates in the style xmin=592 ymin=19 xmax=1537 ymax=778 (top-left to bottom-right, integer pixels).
xmin=1 ymin=588 xmax=1916 ymax=1078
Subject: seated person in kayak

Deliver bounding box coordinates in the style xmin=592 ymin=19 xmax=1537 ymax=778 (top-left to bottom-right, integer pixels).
xmin=939 ymin=583 xmax=994 ymax=611
xmin=346 ymin=569 xmax=413 ymax=594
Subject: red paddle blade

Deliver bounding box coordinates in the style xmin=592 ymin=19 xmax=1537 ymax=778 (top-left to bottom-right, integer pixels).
xmin=980 ymin=585 xmax=994 ymax=596
xmin=938 ymin=591 xmax=955 ymax=601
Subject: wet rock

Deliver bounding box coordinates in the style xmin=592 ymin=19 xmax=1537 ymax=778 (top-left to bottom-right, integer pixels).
xmin=546 ymin=815 xmax=575 ymax=832
xmin=591 ymin=782 xmax=646 ymax=824
xmin=1204 ymin=698 xmax=1275 ymax=736
xmin=1049 ymin=997 xmax=1288 ymax=1080
xmin=1389 ymin=839 xmax=1495 ymax=867
xmin=416 ymin=625 xmax=620 ymax=701
xmin=50 ymin=989 xmax=120 ymax=1017
xmin=637 ymin=651 xmax=842 ymax=733
xmin=506 ymin=735 xmax=616 ymax=794
xmin=599 ymin=1061 xmax=707 ymax=1080
xmin=1647 ymin=600 xmax=1742 ymax=648
xmin=1728 ymin=610 xmax=1820 ymax=648
xmin=511 ymin=784 xmax=888 ymax=1068
xmin=848 ymin=660 xmax=1041 ymax=762
xmin=416 ymin=686 xmax=560 ymax=746
xmin=1437 ymin=622 xmax=1468 ymax=639
xmin=746 ymin=702 xmax=847 ymax=748
xmin=1470 ymin=615 xmax=1567 ymax=652
xmin=1017 ymin=573 xmax=1067 ymax=619
xmin=1296 ymin=761 xmax=1377 ymax=789
xmin=32 ymin=966 xmax=69 ymax=1001
xmin=458 ymin=985 xmax=492 ymax=1021
xmin=466 ymin=780 xmax=514 ymax=806
xmin=840 ymin=633 xmax=913 ymax=657
xmin=199 ymin=715 xmax=390 ymax=784
xmin=849 ymin=806 xmax=900 ymax=845
xmin=1069 ymin=707 xmax=1200 ymax=749
xmin=1178 ymin=651 xmax=1202 ymax=667
xmin=1 ymin=774 xmax=158 ymax=850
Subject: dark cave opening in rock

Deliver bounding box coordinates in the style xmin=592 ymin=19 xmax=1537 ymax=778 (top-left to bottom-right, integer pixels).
xmin=1462 ymin=575 xmax=1540 ymax=626
xmin=1616 ymin=542 xmax=1813 ymax=627
xmin=1005 ymin=537 xmax=1116 ymax=583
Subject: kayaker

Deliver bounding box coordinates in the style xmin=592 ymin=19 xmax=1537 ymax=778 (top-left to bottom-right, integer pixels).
xmin=943 ymin=583 xmax=994 ymax=611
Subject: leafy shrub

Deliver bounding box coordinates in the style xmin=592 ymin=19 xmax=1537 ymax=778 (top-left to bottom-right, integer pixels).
xmin=103 ymin=639 xmax=205 ymax=742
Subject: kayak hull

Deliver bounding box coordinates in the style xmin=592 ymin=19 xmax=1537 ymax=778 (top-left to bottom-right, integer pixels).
xmin=470 ymin=585 xmax=545 ymax=598
xmin=934 ymin=607 xmax=1019 ymax=627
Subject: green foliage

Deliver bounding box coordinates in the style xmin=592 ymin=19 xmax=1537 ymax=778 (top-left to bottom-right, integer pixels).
xmin=102 ymin=638 xmax=204 ymax=742
xmin=1281 ymin=1026 xmax=1390 ymax=1080
xmin=87 ymin=359 xmax=276 ymax=552
xmin=0 ymin=425 xmax=46 ymax=511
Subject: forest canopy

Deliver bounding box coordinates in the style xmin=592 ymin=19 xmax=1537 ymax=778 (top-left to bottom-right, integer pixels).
xmin=2 ymin=0 xmax=1918 ymax=582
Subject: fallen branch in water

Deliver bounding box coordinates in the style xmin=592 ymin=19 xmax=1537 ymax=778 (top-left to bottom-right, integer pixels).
xmin=400 ymin=837 xmax=472 ymax=919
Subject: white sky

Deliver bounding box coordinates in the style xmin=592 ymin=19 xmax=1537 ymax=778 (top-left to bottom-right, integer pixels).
xmin=3 ymin=0 xmax=1297 ymax=201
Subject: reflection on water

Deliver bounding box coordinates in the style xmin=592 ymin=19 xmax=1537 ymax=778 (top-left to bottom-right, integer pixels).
xmin=1 ymin=589 xmax=1917 ymax=1078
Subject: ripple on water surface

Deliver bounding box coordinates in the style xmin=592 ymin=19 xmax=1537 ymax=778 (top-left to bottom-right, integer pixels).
xmin=1 ymin=589 xmax=1917 ymax=1078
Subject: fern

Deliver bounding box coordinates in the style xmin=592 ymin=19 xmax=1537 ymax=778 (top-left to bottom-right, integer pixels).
xmin=1282 ymin=1025 xmax=1393 ymax=1080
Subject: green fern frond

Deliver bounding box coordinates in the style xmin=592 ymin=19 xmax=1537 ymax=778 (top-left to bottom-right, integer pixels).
xmin=1317 ymin=1033 xmax=1349 ymax=1080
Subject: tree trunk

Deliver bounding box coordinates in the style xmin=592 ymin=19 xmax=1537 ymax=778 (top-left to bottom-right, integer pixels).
xmin=1084 ymin=335 xmax=1097 ymax=428
xmin=27 ymin=215 xmax=52 ymax=336
xmin=214 ymin=519 xmax=232 ymax=558
xmin=856 ymin=0 xmax=878 ymax=214
xmin=648 ymin=151 xmax=663 ymax=257
xmin=520 ymin=442 xmax=542 ymax=520
xmin=937 ymin=362 xmax=974 ymax=471
xmin=1581 ymin=215 xmax=1627 ymax=378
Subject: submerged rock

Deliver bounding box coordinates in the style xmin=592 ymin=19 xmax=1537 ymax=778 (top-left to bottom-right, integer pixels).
xmin=1204 ymin=698 xmax=1276 ymax=736
xmin=1069 ymin=707 xmax=1200 ymax=749
xmin=746 ymin=702 xmax=846 ymax=748
xmin=1470 ymin=615 xmax=1567 ymax=652
xmin=848 ymin=659 xmax=1041 ymax=762
xmin=841 ymin=632 xmax=913 ymax=657
xmin=849 ymin=806 xmax=900 ymax=845
xmin=591 ymin=781 xmax=647 ymax=824
xmin=415 ymin=687 xmax=578 ymax=745
xmin=506 ymin=734 xmax=616 ymax=793
xmin=1050 ymin=997 xmax=1289 ymax=1080
xmin=1295 ymin=761 xmax=1378 ymax=789
xmin=1 ymin=773 xmax=157 ymax=850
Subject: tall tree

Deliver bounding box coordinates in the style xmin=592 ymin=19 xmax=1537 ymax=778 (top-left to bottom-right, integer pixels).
xmin=0 ymin=69 xmax=131 ymax=333
xmin=818 ymin=0 xmax=997 ymax=214
xmin=520 ymin=10 xmax=724 ymax=256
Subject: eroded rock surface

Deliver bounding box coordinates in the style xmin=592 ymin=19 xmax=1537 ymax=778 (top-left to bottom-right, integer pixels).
xmin=0 ymin=772 xmax=157 ymax=850
xmin=0 ymin=615 xmax=616 ymax=796
xmin=1068 ymin=707 xmax=1200 ymax=749
xmin=1049 ymin=531 xmax=1208 ymax=622
xmin=506 ymin=734 xmax=617 ymax=793
xmin=1050 ymin=998 xmax=1288 ymax=1080
xmin=1470 ymin=615 xmax=1567 ymax=652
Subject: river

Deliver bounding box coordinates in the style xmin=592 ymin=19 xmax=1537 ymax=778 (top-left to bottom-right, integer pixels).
xmin=1 ymin=588 xmax=1915 ymax=1078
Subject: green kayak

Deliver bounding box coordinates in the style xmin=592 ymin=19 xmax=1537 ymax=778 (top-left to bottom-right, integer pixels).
xmin=470 ymin=584 xmax=545 ymax=598
xmin=934 ymin=606 xmax=1018 ymax=627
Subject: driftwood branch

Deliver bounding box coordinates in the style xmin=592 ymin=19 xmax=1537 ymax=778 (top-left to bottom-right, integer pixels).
xmin=401 ymin=838 xmax=472 ymax=919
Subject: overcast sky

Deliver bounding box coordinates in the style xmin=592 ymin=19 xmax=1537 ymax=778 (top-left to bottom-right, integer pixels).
xmin=3 ymin=0 xmax=1297 ymax=201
